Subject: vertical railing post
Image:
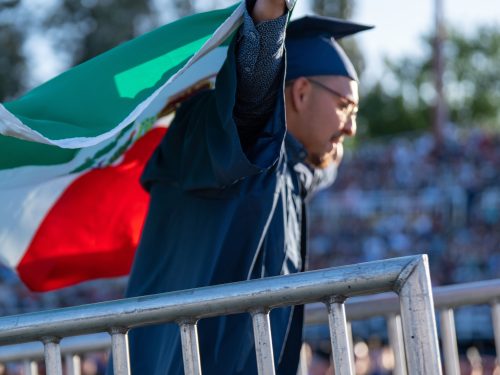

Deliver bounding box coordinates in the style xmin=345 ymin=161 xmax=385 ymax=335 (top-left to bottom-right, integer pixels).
xmin=110 ymin=328 xmax=130 ymax=375
xmin=23 ymin=359 xmax=39 ymax=375
xmin=387 ymin=314 xmax=407 ymax=375
xmin=42 ymin=337 xmax=63 ymax=375
xmin=326 ymin=296 xmax=354 ymax=375
xmin=179 ymin=320 xmax=202 ymax=375
xmin=64 ymin=353 xmax=82 ymax=375
xmin=251 ymin=309 xmax=276 ymax=375
xmin=397 ymin=256 xmax=442 ymax=374
xmin=492 ymin=299 xmax=500 ymax=367
xmin=440 ymin=308 xmax=460 ymax=375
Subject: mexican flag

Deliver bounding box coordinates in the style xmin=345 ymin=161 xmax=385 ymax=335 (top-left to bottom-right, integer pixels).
xmin=0 ymin=3 xmax=244 ymax=291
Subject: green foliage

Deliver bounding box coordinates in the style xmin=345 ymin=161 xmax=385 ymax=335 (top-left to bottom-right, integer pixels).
xmin=43 ymin=0 xmax=154 ymax=66
xmin=362 ymin=25 xmax=500 ymax=137
xmin=0 ymin=24 xmax=26 ymax=101
xmin=358 ymin=83 xmax=431 ymax=137
xmin=312 ymin=0 xmax=354 ymax=18
xmin=445 ymin=27 xmax=500 ymax=127
xmin=0 ymin=0 xmax=19 ymax=8
xmin=0 ymin=2 xmax=27 ymax=101
xmin=171 ymin=0 xmax=195 ymax=17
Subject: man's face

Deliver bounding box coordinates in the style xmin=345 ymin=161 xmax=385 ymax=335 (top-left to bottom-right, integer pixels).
xmin=286 ymin=75 xmax=359 ymax=168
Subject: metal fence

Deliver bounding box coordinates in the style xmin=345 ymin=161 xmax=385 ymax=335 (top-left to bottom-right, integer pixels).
xmin=305 ymin=278 xmax=500 ymax=375
xmin=0 ymin=333 xmax=110 ymax=375
xmin=0 ymin=255 xmax=441 ymax=375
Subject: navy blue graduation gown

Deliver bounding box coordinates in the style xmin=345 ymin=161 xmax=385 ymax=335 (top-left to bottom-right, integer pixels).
xmin=116 ymin=35 xmax=335 ymax=375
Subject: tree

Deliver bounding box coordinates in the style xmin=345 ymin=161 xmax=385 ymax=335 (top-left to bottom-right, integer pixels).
xmin=445 ymin=27 xmax=500 ymax=128
xmin=0 ymin=0 xmax=27 ymax=101
xmin=358 ymin=83 xmax=431 ymax=137
xmin=42 ymin=0 xmax=155 ymax=67
xmin=312 ymin=0 xmax=354 ymax=18
xmin=171 ymin=0 xmax=195 ymax=17
xmin=361 ymin=26 xmax=500 ymax=137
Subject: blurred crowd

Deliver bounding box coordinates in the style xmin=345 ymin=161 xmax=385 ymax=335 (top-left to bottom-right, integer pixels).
xmin=308 ymin=126 xmax=500 ymax=286
xmin=303 ymin=126 xmax=500 ymax=374
xmin=0 ymin=272 xmax=126 ymax=317
xmin=0 ymin=127 xmax=499 ymax=374
xmin=304 ymin=340 xmax=500 ymax=375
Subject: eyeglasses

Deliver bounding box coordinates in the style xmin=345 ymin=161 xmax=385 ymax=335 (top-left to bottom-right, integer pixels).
xmin=307 ymin=78 xmax=358 ymax=120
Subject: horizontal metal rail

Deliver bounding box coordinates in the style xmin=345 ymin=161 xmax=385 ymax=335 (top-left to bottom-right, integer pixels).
xmin=0 ymin=333 xmax=110 ymax=362
xmin=3 ymin=278 xmax=496 ymax=361
xmin=305 ymin=278 xmax=500 ymax=324
xmin=0 ymin=256 xmax=417 ymax=345
xmin=0 ymin=255 xmax=441 ymax=375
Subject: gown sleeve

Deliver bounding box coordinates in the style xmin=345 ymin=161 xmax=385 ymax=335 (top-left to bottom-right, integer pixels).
xmin=141 ymin=7 xmax=289 ymax=192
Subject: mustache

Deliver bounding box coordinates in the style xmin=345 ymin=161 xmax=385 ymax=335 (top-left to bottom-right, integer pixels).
xmin=330 ymin=132 xmax=344 ymax=143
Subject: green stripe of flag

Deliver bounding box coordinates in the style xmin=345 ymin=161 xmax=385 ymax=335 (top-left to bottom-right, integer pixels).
xmin=2 ymin=4 xmax=237 ymax=144
xmin=0 ymin=136 xmax=77 ymax=170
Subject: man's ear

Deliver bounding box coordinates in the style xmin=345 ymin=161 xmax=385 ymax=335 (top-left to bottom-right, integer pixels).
xmin=288 ymin=77 xmax=311 ymax=112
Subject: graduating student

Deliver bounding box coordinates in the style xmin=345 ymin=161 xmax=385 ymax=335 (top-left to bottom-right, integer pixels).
xmin=115 ymin=0 xmax=373 ymax=373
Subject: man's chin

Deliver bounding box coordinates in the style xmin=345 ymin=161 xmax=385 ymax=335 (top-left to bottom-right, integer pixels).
xmin=307 ymin=153 xmax=334 ymax=169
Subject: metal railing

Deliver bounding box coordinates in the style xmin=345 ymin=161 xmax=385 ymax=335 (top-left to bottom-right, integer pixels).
xmin=0 ymin=255 xmax=441 ymax=375
xmin=0 ymin=333 xmax=110 ymax=375
xmin=306 ymin=278 xmax=500 ymax=375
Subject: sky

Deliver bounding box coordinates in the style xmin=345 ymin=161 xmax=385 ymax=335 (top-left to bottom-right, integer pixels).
xmin=293 ymin=0 xmax=500 ymax=85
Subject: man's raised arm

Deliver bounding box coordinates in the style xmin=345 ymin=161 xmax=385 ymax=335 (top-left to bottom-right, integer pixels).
xmin=234 ymin=0 xmax=291 ymax=149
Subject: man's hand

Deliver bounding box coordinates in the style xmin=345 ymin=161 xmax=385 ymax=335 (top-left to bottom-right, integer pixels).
xmin=251 ymin=0 xmax=287 ymax=23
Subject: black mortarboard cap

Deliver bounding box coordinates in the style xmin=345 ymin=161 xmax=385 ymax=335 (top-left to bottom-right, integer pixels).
xmin=285 ymin=15 xmax=374 ymax=82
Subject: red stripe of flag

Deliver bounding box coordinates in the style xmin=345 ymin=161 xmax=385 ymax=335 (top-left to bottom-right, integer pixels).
xmin=17 ymin=128 xmax=166 ymax=291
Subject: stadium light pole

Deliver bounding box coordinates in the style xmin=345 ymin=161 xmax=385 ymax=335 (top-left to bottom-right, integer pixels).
xmin=433 ymin=0 xmax=447 ymax=146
